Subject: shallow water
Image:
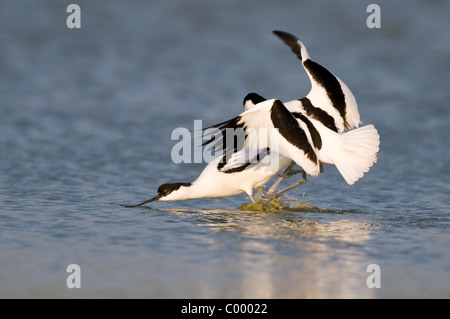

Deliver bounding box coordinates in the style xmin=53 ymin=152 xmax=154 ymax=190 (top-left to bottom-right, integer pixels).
xmin=1 ymin=0 xmax=449 ymax=298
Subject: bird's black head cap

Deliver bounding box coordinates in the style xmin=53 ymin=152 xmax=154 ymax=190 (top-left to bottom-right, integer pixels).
xmin=243 ymin=93 xmax=266 ymax=107
xmin=157 ymin=182 xmax=192 ymax=197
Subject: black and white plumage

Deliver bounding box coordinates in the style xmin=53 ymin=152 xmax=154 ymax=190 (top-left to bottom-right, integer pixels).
xmin=206 ymin=98 xmax=379 ymax=186
xmin=124 ymin=31 xmax=380 ymax=207
xmin=204 ymin=31 xmax=379 ymax=186
xmin=123 ymin=95 xmax=293 ymax=207
xmin=272 ymin=30 xmax=361 ymax=134
xmin=123 ymin=149 xmax=291 ymax=206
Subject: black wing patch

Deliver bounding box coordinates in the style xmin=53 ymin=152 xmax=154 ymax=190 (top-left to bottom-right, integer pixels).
xmin=273 ymin=30 xmax=303 ymax=61
xmin=300 ymin=97 xmax=338 ymax=132
xmin=291 ymin=112 xmax=322 ymax=150
xmin=302 ymin=59 xmax=349 ymax=129
xmin=270 ymin=100 xmax=318 ymax=164
xmin=202 ymin=116 xmax=247 ymax=154
xmin=218 ymin=148 xmax=271 ymax=174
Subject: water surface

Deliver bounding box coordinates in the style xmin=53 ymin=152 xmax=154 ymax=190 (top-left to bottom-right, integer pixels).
xmin=0 ymin=0 xmax=449 ymax=298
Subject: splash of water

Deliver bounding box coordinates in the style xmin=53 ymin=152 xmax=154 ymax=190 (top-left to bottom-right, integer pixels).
xmin=238 ymin=188 xmax=359 ymax=213
xmin=238 ymin=188 xmax=318 ymax=212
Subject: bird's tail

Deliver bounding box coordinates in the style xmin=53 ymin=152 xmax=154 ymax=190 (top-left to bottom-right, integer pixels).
xmin=321 ymin=124 xmax=380 ymax=185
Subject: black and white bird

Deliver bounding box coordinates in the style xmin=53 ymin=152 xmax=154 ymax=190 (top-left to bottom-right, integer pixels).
xmin=123 ymin=148 xmax=293 ymax=206
xmin=205 ymin=31 xmax=379 ymax=186
xmin=123 ymin=31 xmax=380 ymax=207
xmin=271 ymin=30 xmax=361 ymax=134
xmin=207 ymin=98 xmax=379 ymax=186
xmin=124 ymin=96 xmax=378 ymax=207
xmin=123 ymin=95 xmax=295 ymax=207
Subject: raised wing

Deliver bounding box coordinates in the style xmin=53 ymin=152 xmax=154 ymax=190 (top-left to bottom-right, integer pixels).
xmin=273 ymin=30 xmax=361 ymax=132
xmin=204 ymin=99 xmax=321 ymax=176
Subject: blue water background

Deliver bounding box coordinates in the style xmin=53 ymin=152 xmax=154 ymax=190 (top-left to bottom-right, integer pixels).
xmin=0 ymin=0 xmax=449 ymax=298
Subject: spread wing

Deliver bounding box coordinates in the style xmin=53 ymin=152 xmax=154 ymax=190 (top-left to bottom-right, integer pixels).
xmin=204 ymin=99 xmax=321 ymax=176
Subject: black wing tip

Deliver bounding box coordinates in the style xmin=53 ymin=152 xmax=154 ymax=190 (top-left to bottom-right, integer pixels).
xmin=272 ymin=30 xmax=298 ymax=41
xmin=272 ymin=30 xmax=303 ymax=61
xmin=202 ymin=115 xmax=245 ymax=150
xmin=202 ymin=116 xmax=242 ymax=131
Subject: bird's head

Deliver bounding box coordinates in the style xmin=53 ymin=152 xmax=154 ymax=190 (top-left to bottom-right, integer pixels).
xmin=243 ymin=92 xmax=266 ymax=111
xmin=122 ymin=182 xmax=192 ymax=207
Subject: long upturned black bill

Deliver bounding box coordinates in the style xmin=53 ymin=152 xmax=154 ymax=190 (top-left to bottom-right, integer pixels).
xmin=121 ymin=195 xmax=159 ymax=208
